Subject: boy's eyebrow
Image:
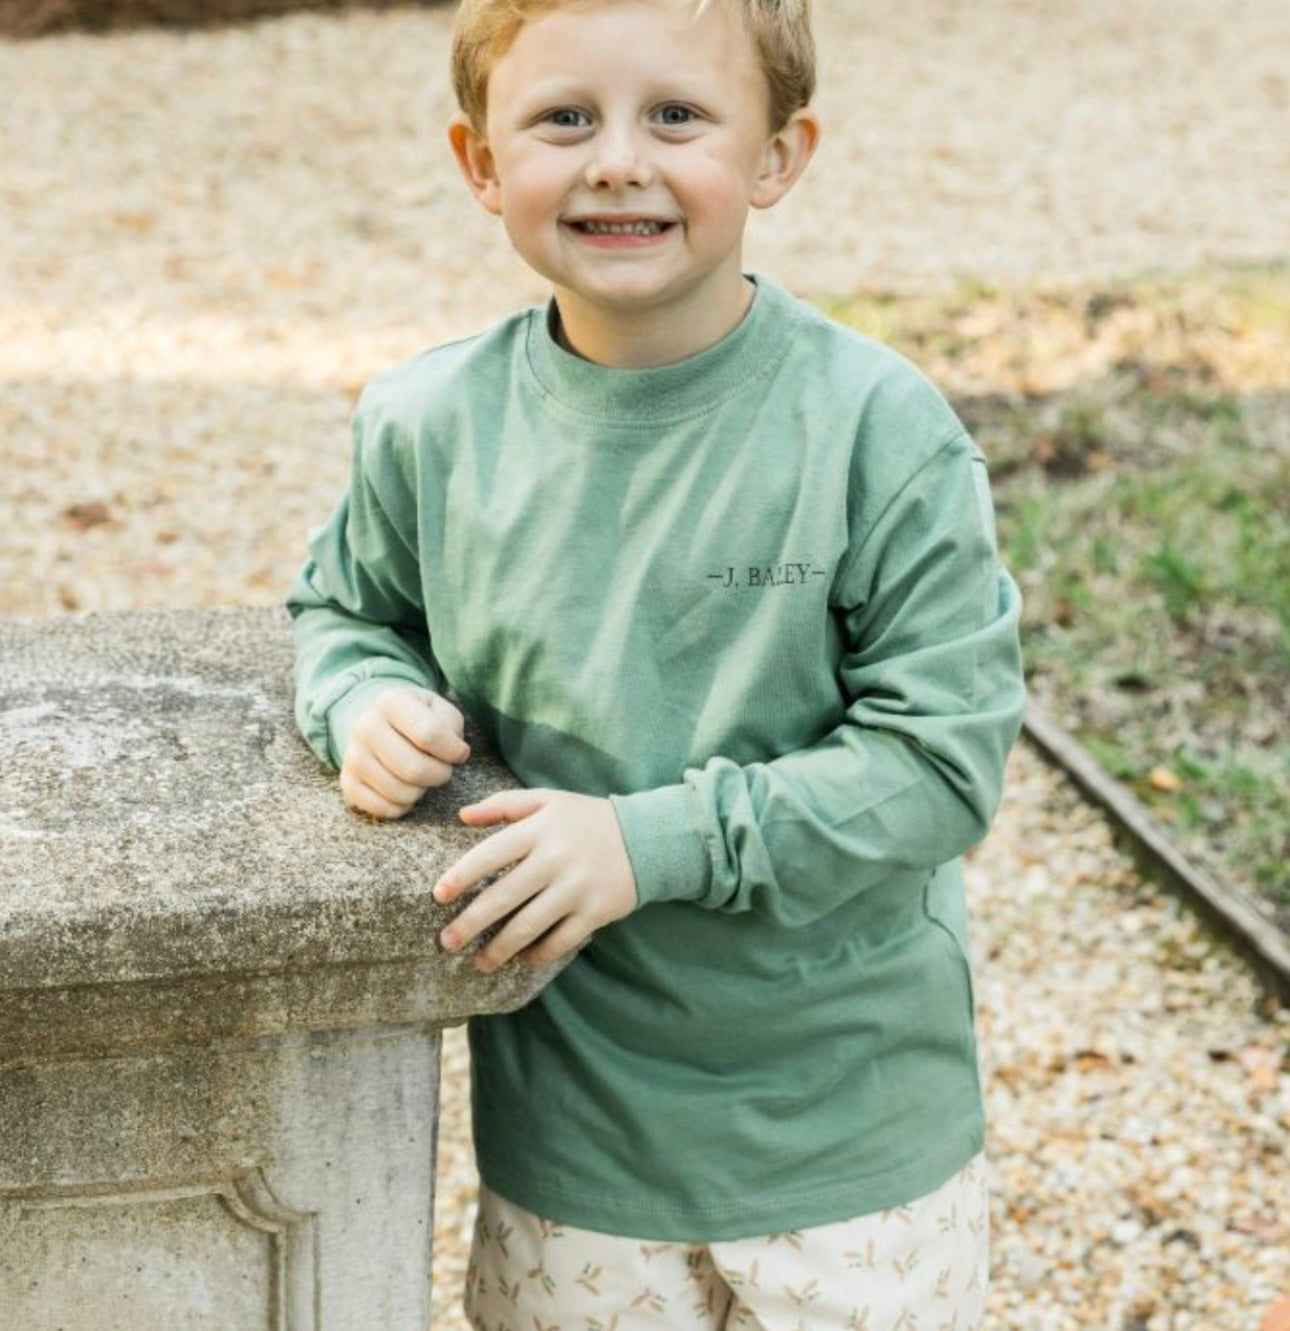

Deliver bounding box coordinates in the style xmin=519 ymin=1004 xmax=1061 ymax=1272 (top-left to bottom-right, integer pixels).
xmin=506 ymin=76 xmax=590 ymax=106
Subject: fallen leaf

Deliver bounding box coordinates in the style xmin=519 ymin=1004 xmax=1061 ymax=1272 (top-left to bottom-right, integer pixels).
xmin=127 ymin=559 xmax=175 ymax=580
xmin=63 ymin=501 xmax=113 ymax=531
xmin=1148 ymin=766 xmax=1184 ymax=793
xmin=1231 ymin=1216 xmax=1285 ymax=1242
xmin=1073 ymin=1048 xmax=1114 ymax=1071
xmin=1238 ymin=1045 xmax=1283 ymax=1089
xmin=267 ymin=267 xmax=307 ymax=290
xmin=113 ymin=211 xmax=157 ymax=232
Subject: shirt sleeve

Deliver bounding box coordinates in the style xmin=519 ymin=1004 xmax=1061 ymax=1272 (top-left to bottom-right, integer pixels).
xmin=286 ymin=404 xmax=443 ymax=770
xmin=610 ymin=432 xmax=1027 ymax=926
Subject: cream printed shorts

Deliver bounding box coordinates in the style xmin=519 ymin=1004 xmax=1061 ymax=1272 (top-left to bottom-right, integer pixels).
xmin=463 ymin=1154 xmax=989 ymax=1331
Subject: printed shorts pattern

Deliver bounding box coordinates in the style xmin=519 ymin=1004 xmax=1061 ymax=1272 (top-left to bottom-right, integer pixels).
xmin=463 ymin=1153 xmax=989 ymax=1331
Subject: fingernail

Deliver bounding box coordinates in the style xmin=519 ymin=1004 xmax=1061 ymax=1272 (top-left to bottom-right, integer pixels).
xmin=473 ymin=956 xmax=495 ymax=974
xmin=440 ymin=929 xmax=459 ymax=951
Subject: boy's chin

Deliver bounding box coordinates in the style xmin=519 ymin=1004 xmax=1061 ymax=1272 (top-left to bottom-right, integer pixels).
xmin=549 ymin=268 xmax=747 ymax=316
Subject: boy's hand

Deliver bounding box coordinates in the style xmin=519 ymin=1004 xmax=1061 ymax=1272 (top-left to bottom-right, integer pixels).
xmin=435 ymin=790 xmax=637 ymax=972
xmin=339 ymin=687 xmax=470 ymax=819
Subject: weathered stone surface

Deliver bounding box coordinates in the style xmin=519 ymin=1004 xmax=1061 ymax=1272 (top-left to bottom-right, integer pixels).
xmin=0 ymin=606 xmax=564 ymax=1058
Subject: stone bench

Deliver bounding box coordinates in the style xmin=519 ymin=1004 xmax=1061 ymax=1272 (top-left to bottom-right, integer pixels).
xmin=0 ymin=607 xmax=563 ymax=1330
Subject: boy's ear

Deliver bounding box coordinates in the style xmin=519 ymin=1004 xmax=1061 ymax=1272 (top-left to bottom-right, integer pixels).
xmin=750 ymin=108 xmax=820 ymax=210
xmin=448 ymin=112 xmax=503 ymax=215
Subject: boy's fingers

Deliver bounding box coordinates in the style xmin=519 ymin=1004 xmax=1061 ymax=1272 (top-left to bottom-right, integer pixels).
xmin=517 ymin=916 xmax=590 ymax=969
xmin=339 ymin=769 xmax=411 ymax=821
xmin=346 ymin=745 xmax=429 ymax=807
xmin=422 ymin=692 xmax=471 ymax=762
xmin=440 ymin=856 xmax=546 ymax=952
xmin=474 ymin=895 xmax=570 ymax=973
xmin=434 ymin=820 xmax=529 ymax=903
xmin=384 ymin=690 xmax=471 ymax=765
xmin=458 ymin=788 xmax=547 ymax=826
xmin=428 ymin=692 xmax=467 ymax=739
xmin=369 ymin=725 xmax=456 ymax=790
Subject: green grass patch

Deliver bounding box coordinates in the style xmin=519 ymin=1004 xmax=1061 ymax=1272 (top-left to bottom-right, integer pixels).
xmin=827 ymin=264 xmax=1290 ymax=929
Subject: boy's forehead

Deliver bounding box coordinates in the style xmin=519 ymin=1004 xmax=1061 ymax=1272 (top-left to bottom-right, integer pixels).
xmin=488 ymin=0 xmax=761 ymax=105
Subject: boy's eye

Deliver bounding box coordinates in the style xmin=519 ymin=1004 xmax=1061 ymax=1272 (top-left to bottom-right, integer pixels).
xmin=545 ymin=107 xmax=591 ymax=129
xmin=654 ymin=104 xmax=697 ymax=127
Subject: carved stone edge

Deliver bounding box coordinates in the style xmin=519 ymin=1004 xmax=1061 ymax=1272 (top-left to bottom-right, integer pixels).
xmin=224 ymin=1171 xmax=320 ymax=1331
xmin=0 ymin=956 xmax=559 ymax=1067
xmin=1 ymin=1170 xmax=320 ymax=1331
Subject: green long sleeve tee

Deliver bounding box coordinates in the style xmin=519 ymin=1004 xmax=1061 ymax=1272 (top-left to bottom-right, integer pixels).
xmin=288 ymin=277 xmax=1026 ymax=1240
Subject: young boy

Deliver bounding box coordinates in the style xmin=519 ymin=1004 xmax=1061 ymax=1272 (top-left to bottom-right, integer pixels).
xmin=288 ymin=0 xmax=1026 ymax=1325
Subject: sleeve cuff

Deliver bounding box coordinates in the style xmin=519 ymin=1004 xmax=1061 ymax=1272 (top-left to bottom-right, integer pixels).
xmin=610 ymin=783 xmax=713 ymax=909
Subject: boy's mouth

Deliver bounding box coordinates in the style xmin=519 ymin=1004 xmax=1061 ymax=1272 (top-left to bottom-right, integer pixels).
xmin=566 ymin=218 xmax=675 ymax=237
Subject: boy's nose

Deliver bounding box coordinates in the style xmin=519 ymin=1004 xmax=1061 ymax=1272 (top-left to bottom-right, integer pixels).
xmin=583 ymin=128 xmax=654 ymax=191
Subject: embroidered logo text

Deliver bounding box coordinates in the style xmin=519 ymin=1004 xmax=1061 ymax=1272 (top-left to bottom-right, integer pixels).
xmin=707 ymin=563 xmax=827 ymax=590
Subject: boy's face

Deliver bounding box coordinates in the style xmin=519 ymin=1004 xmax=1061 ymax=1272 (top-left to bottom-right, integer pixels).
xmin=450 ymin=0 xmax=817 ymax=363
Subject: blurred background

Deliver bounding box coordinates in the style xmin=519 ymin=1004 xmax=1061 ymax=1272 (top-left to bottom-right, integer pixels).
xmin=2 ymin=2 xmax=1287 ymax=1328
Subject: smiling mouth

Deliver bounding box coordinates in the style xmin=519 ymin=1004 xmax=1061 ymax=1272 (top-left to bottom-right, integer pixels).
xmin=567 ymin=219 xmax=674 ymax=236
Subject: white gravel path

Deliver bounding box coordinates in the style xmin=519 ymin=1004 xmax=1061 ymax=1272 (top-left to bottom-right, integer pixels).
xmin=1 ymin=3 xmax=1287 ymax=1328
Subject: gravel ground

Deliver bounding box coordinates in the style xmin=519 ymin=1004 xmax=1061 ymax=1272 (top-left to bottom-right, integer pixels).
xmin=2 ymin=2 xmax=1288 ymax=1327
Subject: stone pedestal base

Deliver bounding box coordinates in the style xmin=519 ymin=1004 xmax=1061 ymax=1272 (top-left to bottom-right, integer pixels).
xmin=2 ymin=1027 xmax=441 ymax=1330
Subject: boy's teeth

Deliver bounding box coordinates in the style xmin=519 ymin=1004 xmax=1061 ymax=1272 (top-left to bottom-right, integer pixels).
xmin=579 ymin=220 xmax=664 ymax=235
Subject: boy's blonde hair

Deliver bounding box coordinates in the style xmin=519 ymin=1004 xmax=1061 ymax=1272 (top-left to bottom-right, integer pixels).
xmin=450 ymin=0 xmax=816 ymax=133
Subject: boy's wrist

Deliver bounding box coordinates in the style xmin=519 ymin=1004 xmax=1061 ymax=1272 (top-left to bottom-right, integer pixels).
xmin=609 ymin=784 xmax=712 ymax=909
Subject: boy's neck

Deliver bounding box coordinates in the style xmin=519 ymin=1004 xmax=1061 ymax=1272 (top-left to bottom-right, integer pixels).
xmin=552 ymin=277 xmax=757 ymax=369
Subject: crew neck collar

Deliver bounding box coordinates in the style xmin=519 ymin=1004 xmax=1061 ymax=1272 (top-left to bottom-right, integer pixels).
xmin=524 ymin=276 xmax=793 ymax=426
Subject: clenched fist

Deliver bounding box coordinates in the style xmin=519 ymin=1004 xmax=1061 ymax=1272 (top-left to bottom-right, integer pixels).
xmin=339 ymin=687 xmax=470 ymax=818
